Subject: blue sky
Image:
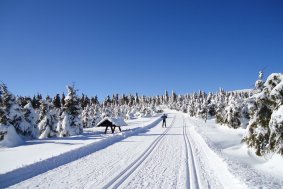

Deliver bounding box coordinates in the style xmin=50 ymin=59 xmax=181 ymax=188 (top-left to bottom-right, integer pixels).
xmin=0 ymin=0 xmax=282 ymax=99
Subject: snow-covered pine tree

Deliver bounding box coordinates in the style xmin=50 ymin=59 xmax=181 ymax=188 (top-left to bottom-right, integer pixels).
xmin=61 ymin=93 xmax=65 ymax=107
xmin=57 ymin=85 xmax=83 ymax=137
xmin=255 ymin=71 xmax=264 ymax=91
xmin=206 ymin=92 xmax=217 ymax=117
xmin=23 ymin=102 xmax=39 ymax=138
xmin=93 ymin=104 xmax=102 ymax=126
xmin=82 ymin=104 xmax=95 ymax=128
xmin=266 ymin=73 xmax=283 ymax=155
xmin=31 ymin=94 xmax=42 ymax=109
xmin=243 ymin=74 xmax=275 ymax=156
xmin=187 ymin=94 xmax=196 ymax=117
xmin=90 ymin=95 xmax=98 ymax=106
xmin=81 ymin=94 xmax=90 ymax=109
xmin=223 ymin=96 xmax=241 ymax=129
xmin=82 ymin=105 xmax=89 ymax=128
xmin=0 ymin=84 xmax=25 ymax=146
xmin=53 ymin=94 xmax=61 ymax=109
xmin=164 ymin=90 xmax=169 ymax=104
xmin=215 ymin=90 xmax=227 ymax=124
xmin=37 ymin=100 xmax=58 ymax=139
xmin=135 ymin=93 xmax=140 ymax=105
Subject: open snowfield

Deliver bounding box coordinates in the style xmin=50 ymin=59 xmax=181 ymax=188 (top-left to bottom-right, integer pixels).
xmin=0 ymin=111 xmax=282 ymax=188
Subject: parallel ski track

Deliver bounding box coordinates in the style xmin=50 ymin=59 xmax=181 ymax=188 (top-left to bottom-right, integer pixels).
xmin=101 ymin=115 xmax=176 ymax=189
xmin=183 ymin=116 xmax=201 ymax=189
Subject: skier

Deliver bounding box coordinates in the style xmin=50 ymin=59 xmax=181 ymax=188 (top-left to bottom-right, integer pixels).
xmin=161 ymin=114 xmax=167 ymax=128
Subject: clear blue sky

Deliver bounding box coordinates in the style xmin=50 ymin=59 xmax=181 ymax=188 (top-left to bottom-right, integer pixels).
xmin=0 ymin=0 xmax=283 ymax=99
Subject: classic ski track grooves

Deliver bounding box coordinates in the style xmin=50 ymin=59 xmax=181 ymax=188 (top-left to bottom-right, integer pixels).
xmin=183 ymin=116 xmax=200 ymax=189
xmin=101 ymin=115 xmax=176 ymax=189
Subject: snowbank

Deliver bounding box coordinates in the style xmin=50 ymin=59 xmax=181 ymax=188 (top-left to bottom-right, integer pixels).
xmin=189 ymin=117 xmax=283 ymax=188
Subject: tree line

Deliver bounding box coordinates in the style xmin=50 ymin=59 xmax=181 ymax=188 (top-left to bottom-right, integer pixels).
xmin=0 ymin=71 xmax=282 ymax=156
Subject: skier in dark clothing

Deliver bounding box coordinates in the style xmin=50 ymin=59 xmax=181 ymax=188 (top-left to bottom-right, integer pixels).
xmin=161 ymin=114 xmax=167 ymax=128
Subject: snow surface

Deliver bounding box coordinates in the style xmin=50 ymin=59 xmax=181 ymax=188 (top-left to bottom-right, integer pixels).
xmin=0 ymin=111 xmax=282 ymax=189
xmin=190 ymin=117 xmax=283 ymax=188
xmin=0 ymin=116 xmax=159 ymax=175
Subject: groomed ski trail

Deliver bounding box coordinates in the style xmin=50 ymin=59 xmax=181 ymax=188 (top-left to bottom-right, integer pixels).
xmin=100 ymin=116 xmax=176 ymax=189
xmin=8 ymin=112 xmax=247 ymax=189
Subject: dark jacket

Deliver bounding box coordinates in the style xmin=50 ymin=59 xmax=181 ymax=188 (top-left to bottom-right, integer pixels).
xmin=161 ymin=114 xmax=167 ymax=121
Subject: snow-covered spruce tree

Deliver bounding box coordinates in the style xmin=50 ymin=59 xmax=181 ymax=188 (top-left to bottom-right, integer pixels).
xmin=164 ymin=90 xmax=169 ymax=104
xmin=23 ymin=102 xmax=39 ymax=138
xmin=37 ymin=100 xmax=58 ymax=139
xmin=91 ymin=95 xmax=99 ymax=106
xmin=0 ymin=84 xmax=26 ymax=146
xmin=31 ymin=94 xmax=42 ymax=109
xmin=101 ymin=105 xmax=113 ymax=118
xmin=255 ymin=71 xmax=265 ymax=92
xmin=244 ymin=90 xmax=273 ymax=156
xmin=134 ymin=93 xmax=139 ymax=105
xmin=113 ymin=105 xmax=123 ymax=117
xmin=93 ymin=104 xmax=102 ymax=126
xmin=57 ymin=85 xmax=83 ymax=137
xmin=61 ymin=93 xmax=65 ymax=107
xmin=223 ymin=97 xmax=241 ymax=129
xmin=53 ymin=94 xmax=61 ymax=109
xmin=243 ymin=74 xmax=278 ymax=156
xmin=205 ymin=92 xmax=215 ymax=117
xmin=187 ymin=98 xmax=196 ymax=117
xmin=267 ymin=73 xmax=283 ymax=155
xmin=82 ymin=104 xmax=96 ymax=128
xmin=215 ymin=89 xmax=228 ymax=124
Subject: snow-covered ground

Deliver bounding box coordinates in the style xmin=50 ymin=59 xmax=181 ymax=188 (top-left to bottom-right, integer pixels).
xmin=0 ymin=116 xmax=161 ymax=182
xmin=1 ymin=111 xmax=282 ymax=188
xmin=189 ymin=116 xmax=283 ymax=188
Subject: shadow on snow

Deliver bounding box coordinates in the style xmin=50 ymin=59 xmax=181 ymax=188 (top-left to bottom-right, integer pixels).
xmin=0 ymin=117 xmax=162 ymax=188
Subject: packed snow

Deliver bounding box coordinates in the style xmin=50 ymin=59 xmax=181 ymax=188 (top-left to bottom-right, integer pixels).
xmin=0 ymin=116 xmax=160 ymax=175
xmin=1 ymin=111 xmax=282 ymax=189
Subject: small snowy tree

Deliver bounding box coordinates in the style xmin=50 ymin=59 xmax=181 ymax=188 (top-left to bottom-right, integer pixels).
xmin=223 ymin=99 xmax=241 ymax=129
xmin=82 ymin=104 xmax=95 ymax=128
xmin=0 ymin=84 xmax=24 ymax=146
xmin=37 ymin=100 xmax=58 ymax=139
xmin=23 ymin=102 xmax=39 ymax=138
xmin=255 ymin=71 xmax=264 ymax=91
xmin=53 ymin=94 xmax=61 ymax=109
xmin=57 ymin=85 xmax=83 ymax=137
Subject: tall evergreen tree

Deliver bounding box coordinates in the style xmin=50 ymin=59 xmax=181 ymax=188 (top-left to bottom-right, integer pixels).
xmin=61 ymin=93 xmax=66 ymax=107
